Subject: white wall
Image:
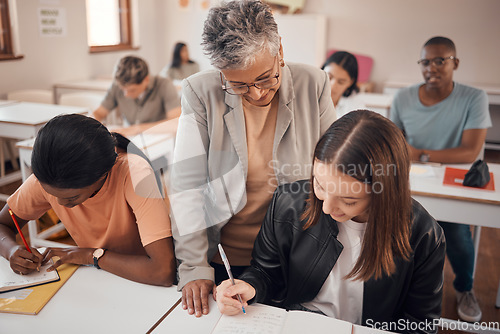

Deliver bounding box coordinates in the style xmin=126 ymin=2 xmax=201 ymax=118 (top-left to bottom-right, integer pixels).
xmin=0 ymin=0 xmax=169 ymax=97
xmin=302 ymin=0 xmax=500 ymax=92
xmin=161 ymin=0 xmax=500 ymax=92
xmin=1 ymin=0 xmax=499 ymax=97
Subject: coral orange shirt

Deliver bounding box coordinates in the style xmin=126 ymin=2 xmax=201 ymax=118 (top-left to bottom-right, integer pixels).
xmin=7 ymin=153 xmax=171 ymax=256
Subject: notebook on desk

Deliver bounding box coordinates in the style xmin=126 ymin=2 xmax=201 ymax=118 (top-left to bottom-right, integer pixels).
xmin=0 ymin=258 xmax=59 ymax=293
xmin=0 ymin=262 xmax=78 ymax=315
xmin=211 ymin=303 xmax=353 ymax=334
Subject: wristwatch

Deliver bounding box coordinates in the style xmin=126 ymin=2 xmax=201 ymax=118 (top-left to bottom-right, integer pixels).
xmin=419 ymin=152 xmax=430 ymax=163
xmin=92 ymin=248 xmax=106 ymax=269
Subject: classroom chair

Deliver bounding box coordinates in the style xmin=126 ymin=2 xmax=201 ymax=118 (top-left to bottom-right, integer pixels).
xmin=6 ymin=89 xmax=54 ymax=104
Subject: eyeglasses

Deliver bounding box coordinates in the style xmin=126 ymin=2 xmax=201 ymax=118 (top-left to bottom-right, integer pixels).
xmin=220 ymin=57 xmax=280 ymax=95
xmin=417 ymin=56 xmax=456 ymax=67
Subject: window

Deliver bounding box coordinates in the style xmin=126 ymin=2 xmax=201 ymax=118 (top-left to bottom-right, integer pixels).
xmin=86 ymin=0 xmax=137 ymax=53
xmin=0 ymin=0 xmax=21 ymax=60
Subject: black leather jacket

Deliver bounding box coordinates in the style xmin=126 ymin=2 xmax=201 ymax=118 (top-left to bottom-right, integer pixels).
xmin=240 ymin=180 xmax=445 ymax=334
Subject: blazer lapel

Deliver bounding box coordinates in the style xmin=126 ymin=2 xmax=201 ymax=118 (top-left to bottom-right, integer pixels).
xmin=274 ymin=65 xmax=295 ymax=153
xmin=223 ymin=93 xmax=248 ymax=177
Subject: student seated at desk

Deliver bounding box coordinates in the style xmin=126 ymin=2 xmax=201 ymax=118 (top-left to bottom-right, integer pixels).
xmin=0 ymin=114 xmax=175 ymax=286
xmin=159 ymin=42 xmax=200 ymax=82
xmin=93 ymin=56 xmax=181 ymax=126
xmin=390 ymin=36 xmax=492 ymax=322
xmin=216 ymin=110 xmax=445 ymax=334
xmin=322 ymin=51 xmax=366 ymax=118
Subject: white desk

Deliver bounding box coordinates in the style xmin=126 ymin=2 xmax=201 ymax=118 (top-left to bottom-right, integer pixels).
xmin=0 ymin=102 xmax=89 ymax=140
xmin=0 ymin=266 xmax=181 ymax=334
xmin=410 ymin=163 xmax=500 ymax=229
xmin=0 ymin=102 xmax=88 ymax=202
xmin=0 ymin=100 xmax=18 ymax=107
xmin=410 ymin=163 xmax=500 ymax=332
xmin=152 ymin=298 xmax=394 ymax=334
xmin=357 ymin=93 xmax=394 ymax=118
xmin=53 ymin=78 xmax=112 ymax=104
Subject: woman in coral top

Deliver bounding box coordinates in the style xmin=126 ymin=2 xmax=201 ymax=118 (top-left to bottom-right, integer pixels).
xmin=0 ymin=114 xmax=175 ymax=286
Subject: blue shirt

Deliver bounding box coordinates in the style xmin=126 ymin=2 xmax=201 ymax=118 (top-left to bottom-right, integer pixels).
xmin=390 ymin=82 xmax=491 ymax=150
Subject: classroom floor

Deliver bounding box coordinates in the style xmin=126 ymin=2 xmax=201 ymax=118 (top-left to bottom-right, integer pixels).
xmin=1 ymin=153 xmax=499 ymax=332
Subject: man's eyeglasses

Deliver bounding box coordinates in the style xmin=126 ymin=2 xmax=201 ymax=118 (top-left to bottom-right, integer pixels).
xmin=220 ymin=57 xmax=280 ymax=95
xmin=417 ymin=56 xmax=456 ymax=67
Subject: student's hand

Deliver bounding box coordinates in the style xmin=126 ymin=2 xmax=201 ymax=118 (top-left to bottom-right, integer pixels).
xmin=182 ymin=279 xmax=216 ymax=317
xmin=42 ymin=247 xmax=94 ymax=271
xmin=408 ymin=144 xmax=423 ymax=161
xmin=216 ymin=279 xmax=255 ymax=316
xmin=8 ymin=246 xmax=44 ymax=275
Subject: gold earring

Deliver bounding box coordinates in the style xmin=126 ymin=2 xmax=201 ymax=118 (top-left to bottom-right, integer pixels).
xmin=280 ymin=59 xmax=285 ymax=67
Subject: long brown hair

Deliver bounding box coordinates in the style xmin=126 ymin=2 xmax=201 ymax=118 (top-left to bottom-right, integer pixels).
xmin=302 ymin=110 xmax=412 ymax=281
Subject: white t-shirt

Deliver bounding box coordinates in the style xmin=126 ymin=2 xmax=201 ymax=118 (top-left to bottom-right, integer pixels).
xmin=335 ymin=93 xmax=366 ymax=119
xmin=302 ymin=219 xmax=367 ymax=324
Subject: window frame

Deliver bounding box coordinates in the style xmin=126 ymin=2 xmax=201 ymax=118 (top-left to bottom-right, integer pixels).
xmin=0 ymin=0 xmax=23 ymax=61
xmin=88 ymin=0 xmax=138 ymax=54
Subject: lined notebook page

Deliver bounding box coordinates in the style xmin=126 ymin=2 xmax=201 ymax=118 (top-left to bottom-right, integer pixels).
xmin=0 ymin=257 xmax=59 ymax=293
xmin=212 ymin=304 xmax=286 ymax=334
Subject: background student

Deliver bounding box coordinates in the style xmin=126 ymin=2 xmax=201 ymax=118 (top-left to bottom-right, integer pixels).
xmin=170 ymin=0 xmax=335 ymax=317
xmin=216 ymin=110 xmax=445 ymax=334
xmin=321 ymin=51 xmax=366 ymax=118
xmin=390 ymin=36 xmax=491 ymax=322
xmin=159 ymin=42 xmax=200 ymax=82
xmin=0 ymin=114 xmax=175 ymax=286
xmin=93 ymin=56 xmax=181 ymax=126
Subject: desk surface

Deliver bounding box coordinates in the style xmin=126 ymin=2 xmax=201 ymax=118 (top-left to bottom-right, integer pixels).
xmin=357 ymin=93 xmax=394 ymax=109
xmin=0 ymin=266 xmax=181 ymax=334
xmin=0 ymin=102 xmax=88 ymax=126
xmin=53 ymin=78 xmax=113 ymax=91
xmin=410 ymin=163 xmax=500 ymax=205
xmin=0 ymin=100 xmax=18 ymax=107
xmin=153 ymin=298 xmax=393 ymax=334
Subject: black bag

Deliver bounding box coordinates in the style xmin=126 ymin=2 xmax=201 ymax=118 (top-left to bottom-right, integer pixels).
xmin=463 ymin=160 xmax=490 ymax=187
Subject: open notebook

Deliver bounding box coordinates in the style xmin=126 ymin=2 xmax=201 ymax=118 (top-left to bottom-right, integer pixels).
xmin=211 ymin=303 xmax=353 ymax=334
xmin=0 ymin=257 xmax=59 ymax=293
xmin=0 ymin=254 xmax=78 ymax=315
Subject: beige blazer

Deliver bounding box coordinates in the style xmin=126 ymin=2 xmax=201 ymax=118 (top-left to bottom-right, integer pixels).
xmin=169 ymin=63 xmax=336 ymax=289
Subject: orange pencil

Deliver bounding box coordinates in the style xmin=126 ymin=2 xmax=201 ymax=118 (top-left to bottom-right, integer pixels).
xmin=8 ymin=209 xmax=32 ymax=253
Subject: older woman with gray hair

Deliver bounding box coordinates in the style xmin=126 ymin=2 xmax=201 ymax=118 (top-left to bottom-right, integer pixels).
xmin=170 ymin=0 xmax=335 ymax=317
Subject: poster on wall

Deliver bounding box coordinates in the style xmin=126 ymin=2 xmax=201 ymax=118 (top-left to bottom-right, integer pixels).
xmin=38 ymin=7 xmax=67 ymax=37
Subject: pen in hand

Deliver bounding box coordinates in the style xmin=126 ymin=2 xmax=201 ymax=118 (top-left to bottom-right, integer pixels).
xmin=218 ymin=243 xmax=246 ymax=314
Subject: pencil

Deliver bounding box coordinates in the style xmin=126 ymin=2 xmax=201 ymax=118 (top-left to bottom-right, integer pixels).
xmin=8 ymin=209 xmax=32 ymax=253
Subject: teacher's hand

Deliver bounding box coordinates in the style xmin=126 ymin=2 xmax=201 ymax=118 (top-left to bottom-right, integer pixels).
xmin=182 ymin=279 xmax=215 ymax=317
xmin=216 ymin=279 xmax=255 ymax=316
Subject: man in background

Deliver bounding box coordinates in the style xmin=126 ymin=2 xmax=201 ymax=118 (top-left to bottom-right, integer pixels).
xmin=93 ymin=56 xmax=181 ymax=126
xmin=391 ymin=36 xmax=491 ymax=322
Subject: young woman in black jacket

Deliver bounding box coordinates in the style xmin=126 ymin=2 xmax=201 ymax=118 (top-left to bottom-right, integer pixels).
xmin=216 ymin=110 xmax=445 ymax=334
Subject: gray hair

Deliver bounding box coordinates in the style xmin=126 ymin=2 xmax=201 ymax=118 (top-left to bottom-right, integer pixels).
xmin=201 ymin=0 xmax=280 ymax=70
xmin=114 ymin=56 xmax=149 ymax=85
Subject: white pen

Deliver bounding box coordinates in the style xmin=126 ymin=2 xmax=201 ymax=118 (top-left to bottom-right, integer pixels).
xmin=218 ymin=243 xmax=246 ymax=314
